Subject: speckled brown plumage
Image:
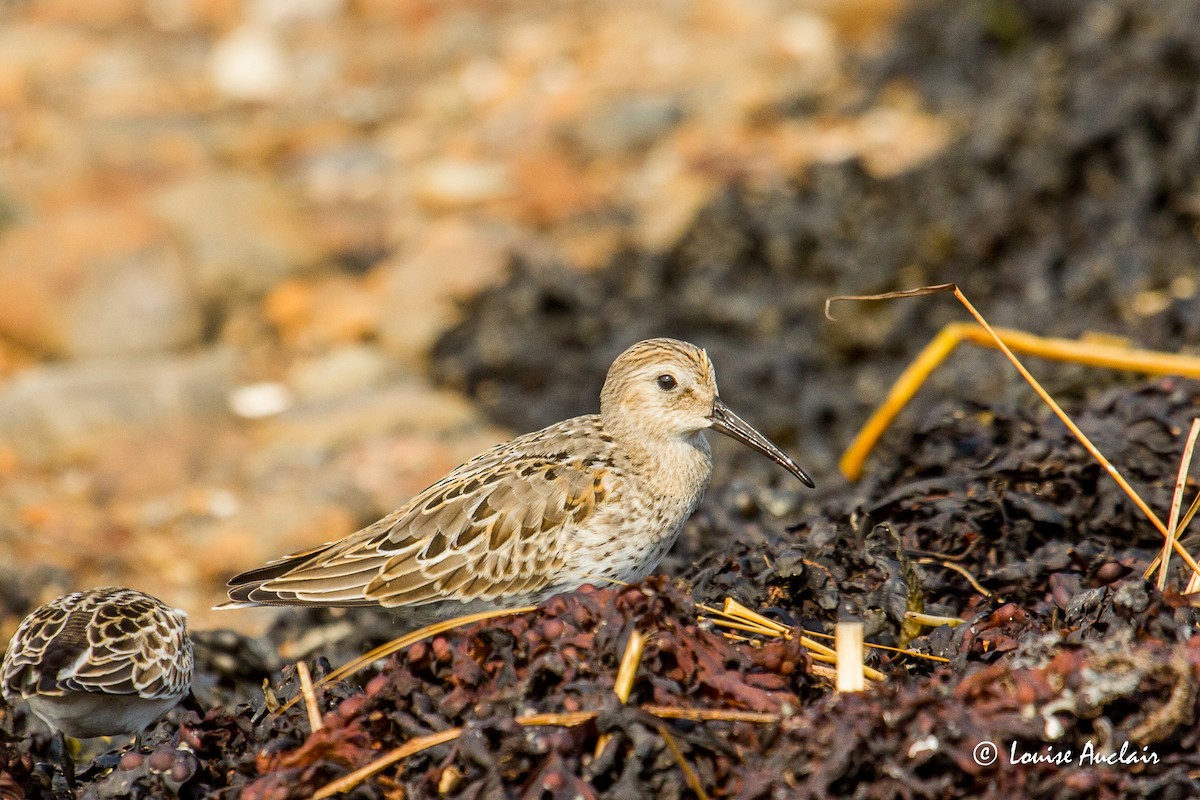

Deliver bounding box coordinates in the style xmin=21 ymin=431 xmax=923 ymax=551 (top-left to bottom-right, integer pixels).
xmin=222 ymin=338 xmax=813 ymax=620
xmin=1 ymin=587 xmax=193 ymax=739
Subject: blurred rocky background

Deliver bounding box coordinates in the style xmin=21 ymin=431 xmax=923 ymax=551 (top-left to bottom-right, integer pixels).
xmin=0 ymin=0 xmax=922 ymax=636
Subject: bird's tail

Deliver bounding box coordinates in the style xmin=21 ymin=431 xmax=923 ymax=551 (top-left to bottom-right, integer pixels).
xmin=216 ymin=542 xmax=346 ymax=609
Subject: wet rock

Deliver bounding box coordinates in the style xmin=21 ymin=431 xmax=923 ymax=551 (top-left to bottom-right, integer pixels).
xmin=567 ymin=95 xmax=684 ymax=157
xmin=228 ymin=381 xmax=294 ymax=419
xmin=377 ymin=220 xmax=511 ymax=368
xmin=294 ymin=144 xmax=391 ymax=206
xmin=0 ymin=349 xmax=234 ymax=464
xmin=262 ymin=272 xmax=386 ymax=351
xmin=254 ymin=378 xmax=486 ymax=460
xmin=0 ymin=206 xmax=203 ymax=357
xmin=153 ymin=171 xmax=322 ymax=306
xmin=287 ymin=345 xmax=392 ymax=405
xmin=412 ymin=159 xmax=513 ymax=210
xmin=209 ymin=25 xmax=290 ymax=103
xmin=775 ymin=12 xmax=840 ymax=85
xmin=291 ymin=144 xmax=392 ymax=262
xmin=248 ymin=0 xmax=347 ymax=27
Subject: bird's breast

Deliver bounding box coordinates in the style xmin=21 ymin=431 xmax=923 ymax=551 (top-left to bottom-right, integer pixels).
xmin=558 ymin=434 xmax=712 ymax=585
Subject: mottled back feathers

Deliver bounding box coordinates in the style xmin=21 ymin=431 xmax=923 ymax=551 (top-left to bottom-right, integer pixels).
xmin=227 ymin=416 xmax=620 ymax=608
xmin=2 ymin=587 xmax=193 ymax=703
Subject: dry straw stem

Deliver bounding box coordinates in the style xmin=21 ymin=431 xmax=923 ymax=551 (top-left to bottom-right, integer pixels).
xmin=810 ymin=664 xmax=839 ymax=683
xmin=278 ymin=605 xmax=537 ymax=716
xmin=595 ymin=627 xmax=646 ymax=759
xmin=904 ymin=611 xmax=967 ymax=628
xmin=314 ymin=705 xmax=777 ymax=798
xmin=915 ymin=557 xmax=993 ymax=597
xmin=656 ymin=722 xmax=711 ymax=800
xmin=800 ymin=628 xmax=951 ymax=664
xmin=1146 ymin=417 xmax=1200 ymax=588
xmin=721 ymin=598 xmax=792 ymax=635
xmin=614 ymin=629 xmax=646 ymax=703
xmin=313 ymin=725 xmax=466 ymax=800
xmin=835 ymin=622 xmax=866 ymax=692
xmin=295 ymin=660 xmax=322 ymax=734
xmin=1176 ymin=493 xmax=1200 ymax=595
xmin=826 ymin=284 xmax=1200 ymax=583
xmin=642 ymin=705 xmax=780 ymax=723
xmin=1180 ymin=493 xmax=1200 ymax=544
xmin=698 ymin=599 xmax=895 ymax=677
xmin=834 ymin=320 xmax=1200 ymax=481
xmin=437 ymin=765 xmax=463 ymax=794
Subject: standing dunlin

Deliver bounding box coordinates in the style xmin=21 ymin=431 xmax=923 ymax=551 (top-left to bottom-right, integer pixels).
xmin=222 ymin=338 xmax=813 ymax=618
xmin=2 ymin=587 xmax=194 ymax=768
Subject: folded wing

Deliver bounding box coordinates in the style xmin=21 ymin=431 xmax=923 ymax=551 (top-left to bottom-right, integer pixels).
xmin=225 ymin=450 xmax=614 ymax=609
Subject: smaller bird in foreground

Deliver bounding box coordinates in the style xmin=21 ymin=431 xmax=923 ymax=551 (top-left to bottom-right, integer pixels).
xmin=2 ymin=587 xmax=194 ymax=784
xmin=222 ymin=338 xmax=814 ymax=622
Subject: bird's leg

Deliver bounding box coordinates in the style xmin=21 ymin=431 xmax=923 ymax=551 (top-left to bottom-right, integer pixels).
xmin=88 ymin=736 xmax=128 ymax=777
xmin=50 ymin=730 xmax=77 ymax=792
xmin=180 ymin=689 xmax=206 ymax=720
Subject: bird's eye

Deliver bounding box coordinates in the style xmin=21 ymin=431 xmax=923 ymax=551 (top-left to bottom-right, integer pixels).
xmin=656 ymin=374 xmax=678 ymax=391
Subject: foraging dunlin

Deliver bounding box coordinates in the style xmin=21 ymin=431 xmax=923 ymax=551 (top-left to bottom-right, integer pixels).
xmin=2 ymin=587 xmax=194 ymax=742
xmin=223 ymin=338 xmax=813 ymax=618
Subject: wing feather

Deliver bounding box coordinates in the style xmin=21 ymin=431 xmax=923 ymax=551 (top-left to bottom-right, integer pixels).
xmin=225 ymin=417 xmax=619 ymax=609
xmin=4 ymin=589 xmax=192 ymax=701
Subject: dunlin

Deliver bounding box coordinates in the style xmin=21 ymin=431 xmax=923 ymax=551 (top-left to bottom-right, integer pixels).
xmin=223 ymin=338 xmax=813 ymax=619
xmin=2 ymin=587 xmax=194 ymax=743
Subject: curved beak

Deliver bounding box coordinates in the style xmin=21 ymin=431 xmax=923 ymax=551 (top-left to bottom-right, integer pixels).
xmin=709 ymin=399 xmax=815 ymax=488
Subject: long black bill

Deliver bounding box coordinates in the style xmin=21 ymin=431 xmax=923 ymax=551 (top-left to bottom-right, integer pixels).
xmin=709 ymin=398 xmax=815 ymax=488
